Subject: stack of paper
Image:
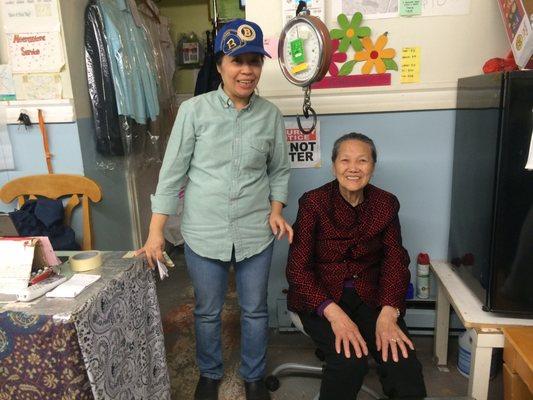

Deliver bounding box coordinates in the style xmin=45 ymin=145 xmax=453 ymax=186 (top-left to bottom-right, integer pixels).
xmin=45 ymin=274 xmax=100 ymax=298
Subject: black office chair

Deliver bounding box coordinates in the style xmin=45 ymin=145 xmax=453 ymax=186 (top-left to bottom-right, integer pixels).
xmin=266 ymin=311 xmax=381 ymax=400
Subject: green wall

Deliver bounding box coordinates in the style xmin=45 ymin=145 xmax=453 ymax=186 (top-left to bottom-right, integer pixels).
xmin=159 ymin=0 xmax=211 ymax=94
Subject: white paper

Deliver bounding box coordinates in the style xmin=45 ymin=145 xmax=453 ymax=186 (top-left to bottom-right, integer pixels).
xmin=15 ymin=73 xmax=63 ymax=100
xmin=421 ymin=0 xmax=470 ymax=16
xmin=525 ymin=127 xmax=533 ymax=170
xmin=0 ymin=65 xmax=16 ymax=100
xmin=7 ymin=32 xmax=65 ymax=73
xmin=1 ymin=0 xmax=61 ymax=33
xmin=45 ymin=274 xmax=101 ymax=298
xmin=157 ymin=259 xmax=169 ymax=280
xmin=0 ymin=239 xmax=36 ymax=294
xmin=285 ymin=120 xmax=321 ymax=169
xmin=333 ymin=0 xmax=398 ymax=19
xmin=0 ymin=104 xmax=15 ymax=171
xmin=283 ymin=0 xmax=325 ymax=27
xmin=331 ymin=0 xmax=469 ymax=19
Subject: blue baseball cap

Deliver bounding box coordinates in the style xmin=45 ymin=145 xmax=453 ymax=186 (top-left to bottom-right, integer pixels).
xmin=214 ymin=19 xmax=271 ymax=58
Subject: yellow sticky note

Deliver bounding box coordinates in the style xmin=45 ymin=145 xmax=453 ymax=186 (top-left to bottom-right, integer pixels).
xmin=401 ymin=47 xmax=420 ymax=84
xmin=291 ymin=63 xmax=308 ymax=74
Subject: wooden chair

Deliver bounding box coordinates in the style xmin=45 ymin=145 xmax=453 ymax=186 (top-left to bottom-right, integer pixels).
xmin=0 ymin=174 xmax=102 ymax=250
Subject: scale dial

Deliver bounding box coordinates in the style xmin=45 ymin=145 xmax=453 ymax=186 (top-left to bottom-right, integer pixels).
xmin=278 ymin=15 xmax=332 ymax=87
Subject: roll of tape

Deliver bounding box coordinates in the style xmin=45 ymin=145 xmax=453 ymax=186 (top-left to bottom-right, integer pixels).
xmin=69 ymin=251 xmax=102 ymax=272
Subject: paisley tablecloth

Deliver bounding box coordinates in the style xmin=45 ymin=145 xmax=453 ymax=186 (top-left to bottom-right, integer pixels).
xmin=0 ymin=312 xmax=93 ymax=399
xmin=0 ymin=252 xmax=170 ymax=400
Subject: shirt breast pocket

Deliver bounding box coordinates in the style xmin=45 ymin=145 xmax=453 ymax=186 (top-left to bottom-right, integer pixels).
xmin=244 ymin=138 xmax=270 ymax=171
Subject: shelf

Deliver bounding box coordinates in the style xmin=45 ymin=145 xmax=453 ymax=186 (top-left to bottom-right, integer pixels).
xmin=1 ymin=99 xmax=76 ymax=124
xmin=407 ymin=297 xmax=436 ymax=303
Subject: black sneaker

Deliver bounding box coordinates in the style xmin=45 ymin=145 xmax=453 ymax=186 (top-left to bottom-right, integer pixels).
xmin=194 ymin=376 xmax=220 ymax=400
xmin=244 ymin=379 xmax=271 ymax=400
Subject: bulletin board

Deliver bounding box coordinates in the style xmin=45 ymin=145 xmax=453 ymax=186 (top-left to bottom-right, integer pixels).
xmin=247 ymin=0 xmax=511 ymax=115
xmin=0 ymin=0 xmax=76 ymax=123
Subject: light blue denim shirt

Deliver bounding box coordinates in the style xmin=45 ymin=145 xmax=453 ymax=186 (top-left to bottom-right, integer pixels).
xmin=151 ymin=86 xmax=290 ymax=262
xmin=98 ymin=0 xmax=159 ymax=124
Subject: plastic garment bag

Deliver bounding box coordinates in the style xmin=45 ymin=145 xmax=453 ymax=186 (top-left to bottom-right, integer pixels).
xmin=84 ymin=0 xmax=124 ymax=156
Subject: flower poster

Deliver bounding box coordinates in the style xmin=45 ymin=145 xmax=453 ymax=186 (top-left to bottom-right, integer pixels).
xmin=312 ymin=12 xmax=397 ymax=89
xmin=1 ymin=0 xmax=61 ymax=33
xmin=7 ymin=32 xmax=65 ymax=73
xmin=285 ymin=120 xmax=321 ymax=169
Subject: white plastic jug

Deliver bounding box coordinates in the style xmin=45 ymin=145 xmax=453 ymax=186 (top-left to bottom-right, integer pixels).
xmin=457 ymin=329 xmax=501 ymax=379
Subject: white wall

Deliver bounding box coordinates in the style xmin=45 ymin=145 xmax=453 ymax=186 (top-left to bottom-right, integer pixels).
xmin=247 ymin=0 xmax=510 ymax=115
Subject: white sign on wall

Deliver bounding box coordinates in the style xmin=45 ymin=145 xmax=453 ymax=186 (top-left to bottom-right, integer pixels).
xmin=7 ymin=32 xmax=65 ymax=73
xmin=285 ymin=120 xmax=321 ymax=168
xmin=1 ymin=0 xmax=61 ymax=33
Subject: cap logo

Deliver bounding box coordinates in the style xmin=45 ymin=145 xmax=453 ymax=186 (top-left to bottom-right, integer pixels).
xmin=237 ymin=24 xmax=256 ymax=42
xmin=226 ymin=38 xmax=238 ymax=50
xmin=222 ymin=30 xmax=246 ymax=55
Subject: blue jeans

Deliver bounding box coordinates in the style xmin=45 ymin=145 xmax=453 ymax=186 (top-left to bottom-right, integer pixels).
xmin=184 ymin=242 xmax=273 ymax=382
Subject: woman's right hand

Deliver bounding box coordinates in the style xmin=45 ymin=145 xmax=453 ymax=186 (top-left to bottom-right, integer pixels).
xmin=135 ymin=213 xmax=168 ymax=269
xmin=323 ymin=302 xmax=368 ymax=358
xmin=136 ymin=231 xmax=165 ymax=269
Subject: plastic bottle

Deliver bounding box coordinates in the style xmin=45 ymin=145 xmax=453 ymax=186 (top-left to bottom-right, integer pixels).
xmin=416 ymin=253 xmax=430 ymax=299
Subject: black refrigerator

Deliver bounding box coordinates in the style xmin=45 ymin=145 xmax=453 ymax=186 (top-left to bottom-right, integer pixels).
xmin=449 ymin=71 xmax=533 ymax=316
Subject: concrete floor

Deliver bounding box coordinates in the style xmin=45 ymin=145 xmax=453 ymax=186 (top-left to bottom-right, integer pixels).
xmin=157 ymin=246 xmax=503 ymax=400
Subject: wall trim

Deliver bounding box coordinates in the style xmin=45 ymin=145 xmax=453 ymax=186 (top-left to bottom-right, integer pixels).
xmin=261 ymin=82 xmax=458 ymax=116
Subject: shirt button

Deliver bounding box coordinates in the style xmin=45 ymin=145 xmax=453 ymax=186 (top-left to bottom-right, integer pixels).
xmin=352 ymin=274 xmax=358 ymax=279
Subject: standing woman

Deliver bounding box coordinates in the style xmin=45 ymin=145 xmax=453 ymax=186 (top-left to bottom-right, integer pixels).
xmin=137 ymin=19 xmax=292 ymax=400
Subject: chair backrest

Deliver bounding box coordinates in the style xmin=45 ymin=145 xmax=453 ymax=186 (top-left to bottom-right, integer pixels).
xmin=0 ymin=174 xmax=102 ymax=250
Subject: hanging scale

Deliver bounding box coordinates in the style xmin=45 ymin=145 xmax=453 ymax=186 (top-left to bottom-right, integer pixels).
xmin=278 ymin=1 xmax=332 ymax=134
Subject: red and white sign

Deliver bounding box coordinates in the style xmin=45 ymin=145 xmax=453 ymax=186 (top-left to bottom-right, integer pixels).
xmin=285 ymin=120 xmax=321 ymax=169
xmin=7 ymin=32 xmax=65 ymax=73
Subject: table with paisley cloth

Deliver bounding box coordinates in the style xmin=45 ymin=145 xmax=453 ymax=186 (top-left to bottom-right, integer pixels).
xmin=0 ymin=252 xmax=171 ymax=400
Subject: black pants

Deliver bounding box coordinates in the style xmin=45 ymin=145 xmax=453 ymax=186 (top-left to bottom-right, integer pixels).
xmin=299 ymin=289 xmax=427 ymax=400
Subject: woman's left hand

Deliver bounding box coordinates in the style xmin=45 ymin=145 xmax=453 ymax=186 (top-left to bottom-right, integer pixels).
xmin=375 ymin=305 xmax=414 ymax=363
xmin=269 ymin=212 xmax=293 ymax=243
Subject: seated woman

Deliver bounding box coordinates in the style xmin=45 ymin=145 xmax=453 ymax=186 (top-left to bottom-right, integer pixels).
xmin=286 ymin=132 xmax=426 ymax=400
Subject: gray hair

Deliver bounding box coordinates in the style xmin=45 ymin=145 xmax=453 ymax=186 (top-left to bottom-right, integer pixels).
xmin=331 ymin=132 xmax=377 ymax=163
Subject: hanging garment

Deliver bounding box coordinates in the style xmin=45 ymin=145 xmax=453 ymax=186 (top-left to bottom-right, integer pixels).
xmin=97 ymin=0 xmax=160 ymax=125
xmin=194 ymin=30 xmax=221 ymax=96
xmin=84 ymin=0 xmax=124 ymax=156
xmin=138 ymin=0 xmax=176 ymax=107
xmin=138 ymin=0 xmax=177 ymax=154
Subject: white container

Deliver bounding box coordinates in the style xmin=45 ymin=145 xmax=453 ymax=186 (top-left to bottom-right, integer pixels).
xmin=457 ymin=329 xmax=501 ymax=379
xmin=416 ymin=263 xmax=430 ymax=299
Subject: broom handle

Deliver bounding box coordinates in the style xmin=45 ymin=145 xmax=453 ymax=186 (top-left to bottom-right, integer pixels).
xmin=38 ymin=109 xmax=53 ymax=174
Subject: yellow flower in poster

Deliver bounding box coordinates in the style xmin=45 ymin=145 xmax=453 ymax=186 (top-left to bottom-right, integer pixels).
xmin=354 ymin=33 xmax=397 ymax=74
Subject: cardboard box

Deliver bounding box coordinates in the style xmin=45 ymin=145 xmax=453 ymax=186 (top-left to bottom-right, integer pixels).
xmin=497 ymin=0 xmax=533 ymax=69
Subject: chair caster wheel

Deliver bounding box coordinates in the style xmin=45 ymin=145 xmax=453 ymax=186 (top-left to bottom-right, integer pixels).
xmin=265 ymin=375 xmax=280 ymax=391
xmin=315 ymin=348 xmax=325 ymax=361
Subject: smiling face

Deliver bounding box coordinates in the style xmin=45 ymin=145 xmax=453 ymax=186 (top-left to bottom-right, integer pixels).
xmin=333 ymin=139 xmax=375 ymax=203
xmin=217 ymin=53 xmax=263 ymax=109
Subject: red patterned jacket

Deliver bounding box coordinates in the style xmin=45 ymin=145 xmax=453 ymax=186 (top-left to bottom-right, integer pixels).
xmin=286 ymin=180 xmax=410 ymax=315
